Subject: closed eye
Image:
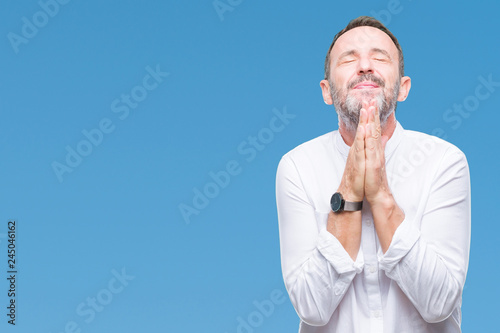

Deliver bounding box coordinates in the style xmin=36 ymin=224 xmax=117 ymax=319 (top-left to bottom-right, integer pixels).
xmin=371 ymin=48 xmax=392 ymax=63
xmin=340 ymin=58 xmax=356 ymax=65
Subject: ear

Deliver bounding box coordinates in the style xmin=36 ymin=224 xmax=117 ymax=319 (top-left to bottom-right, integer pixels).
xmin=397 ymin=76 xmax=411 ymax=102
xmin=320 ymin=79 xmax=333 ymax=105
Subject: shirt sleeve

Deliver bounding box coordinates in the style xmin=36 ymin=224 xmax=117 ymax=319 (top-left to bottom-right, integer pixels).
xmin=378 ymin=147 xmax=471 ymax=323
xmin=276 ymin=155 xmax=364 ymax=326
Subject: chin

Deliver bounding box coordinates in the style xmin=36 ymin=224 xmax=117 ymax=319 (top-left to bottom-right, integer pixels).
xmin=346 ymin=92 xmax=384 ymax=110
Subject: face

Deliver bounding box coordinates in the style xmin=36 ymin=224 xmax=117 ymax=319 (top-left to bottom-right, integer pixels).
xmin=321 ymin=26 xmax=410 ymax=132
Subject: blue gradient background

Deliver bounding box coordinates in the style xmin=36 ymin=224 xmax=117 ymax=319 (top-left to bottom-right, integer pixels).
xmin=0 ymin=0 xmax=498 ymax=332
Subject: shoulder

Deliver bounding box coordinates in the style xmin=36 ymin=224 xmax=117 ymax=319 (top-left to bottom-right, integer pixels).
xmin=276 ymin=131 xmax=338 ymax=179
xmin=280 ymin=131 xmax=336 ymax=164
xmin=400 ymin=127 xmax=468 ymax=167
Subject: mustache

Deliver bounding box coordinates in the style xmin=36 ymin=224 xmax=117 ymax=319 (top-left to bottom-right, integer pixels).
xmin=347 ymin=74 xmax=385 ymax=89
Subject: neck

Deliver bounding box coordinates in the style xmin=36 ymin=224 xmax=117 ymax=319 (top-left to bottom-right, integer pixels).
xmin=339 ymin=113 xmax=397 ymax=147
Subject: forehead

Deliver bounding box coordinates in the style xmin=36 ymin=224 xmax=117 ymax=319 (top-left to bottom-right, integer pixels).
xmin=330 ymin=26 xmax=398 ymax=60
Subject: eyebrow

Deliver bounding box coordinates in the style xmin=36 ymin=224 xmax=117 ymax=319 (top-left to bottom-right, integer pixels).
xmin=337 ymin=48 xmax=392 ymax=61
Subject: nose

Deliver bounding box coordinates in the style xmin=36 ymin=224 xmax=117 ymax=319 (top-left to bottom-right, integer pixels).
xmin=357 ymin=56 xmax=373 ymax=75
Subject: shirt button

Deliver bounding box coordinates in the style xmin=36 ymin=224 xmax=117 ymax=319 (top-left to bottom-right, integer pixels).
xmin=373 ymin=310 xmax=382 ymax=318
xmin=364 ymin=219 xmax=372 ymax=226
xmin=369 ymin=265 xmax=377 ymax=274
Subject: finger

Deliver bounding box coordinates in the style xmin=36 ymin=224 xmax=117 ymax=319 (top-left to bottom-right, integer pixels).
xmin=365 ymin=121 xmax=386 ymax=172
xmin=365 ymin=120 xmax=372 ymax=141
xmin=362 ymin=100 xmax=369 ymax=113
xmin=368 ymin=105 xmax=375 ymax=122
xmin=366 ymin=120 xmax=381 ymax=151
xmin=366 ymin=105 xmax=375 ymax=125
xmin=365 ymin=121 xmax=375 ymax=145
xmin=359 ymin=105 xmax=368 ymax=127
xmin=369 ymin=98 xmax=377 ymax=108
xmin=365 ymin=107 xmax=381 ymax=143
xmin=364 ymin=123 xmax=379 ymax=171
xmin=370 ymin=98 xmax=382 ymax=133
xmin=355 ymin=109 xmax=367 ymax=148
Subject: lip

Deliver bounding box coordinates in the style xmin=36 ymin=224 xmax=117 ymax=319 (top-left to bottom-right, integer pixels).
xmin=353 ymin=81 xmax=380 ymax=89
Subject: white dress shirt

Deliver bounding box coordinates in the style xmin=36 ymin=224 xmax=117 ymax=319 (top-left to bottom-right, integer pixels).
xmin=276 ymin=122 xmax=470 ymax=333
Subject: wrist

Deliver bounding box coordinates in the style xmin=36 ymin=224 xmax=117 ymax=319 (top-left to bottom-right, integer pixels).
xmin=367 ymin=189 xmax=394 ymax=209
xmin=337 ymin=185 xmax=363 ymax=203
xmin=331 ymin=192 xmax=363 ymax=213
xmin=370 ymin=192 xmax=405 ymax=228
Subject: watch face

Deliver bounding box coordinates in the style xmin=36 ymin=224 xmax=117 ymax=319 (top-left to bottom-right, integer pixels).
xmin=330 ymin=193 xmax=343 ymax=212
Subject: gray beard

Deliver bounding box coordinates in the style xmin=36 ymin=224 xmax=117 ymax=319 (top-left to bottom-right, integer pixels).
xmin=330 ymin=76 xmax=400 ymax=133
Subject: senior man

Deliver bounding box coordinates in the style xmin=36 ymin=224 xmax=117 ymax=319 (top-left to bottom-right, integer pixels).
xmin=276 ymin=16 xmax=470 ymax=332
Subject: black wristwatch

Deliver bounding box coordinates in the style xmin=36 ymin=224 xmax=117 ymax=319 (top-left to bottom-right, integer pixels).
xmin=330 ymin=192 xmax=363 ymax=213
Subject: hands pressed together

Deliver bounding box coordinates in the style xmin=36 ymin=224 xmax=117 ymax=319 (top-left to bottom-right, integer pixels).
xmin=339 ymin=99 xmax=390 ymax=204
xmin=328 ymin=99 xmax=405 ymax=258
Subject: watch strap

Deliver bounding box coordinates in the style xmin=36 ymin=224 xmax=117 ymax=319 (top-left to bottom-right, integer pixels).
xmin=343 ymin=200 xmax=363 ymax=211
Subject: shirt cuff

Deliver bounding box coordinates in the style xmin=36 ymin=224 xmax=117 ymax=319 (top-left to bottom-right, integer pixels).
xmin=378 ymin=217 xmax=420 ymax=273
xmin=317 ymin=229 xmax=364 ymax=274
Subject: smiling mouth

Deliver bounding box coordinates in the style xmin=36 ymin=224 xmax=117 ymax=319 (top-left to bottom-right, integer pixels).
xmin=353 ymin=81 xmax=380 ymax=89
